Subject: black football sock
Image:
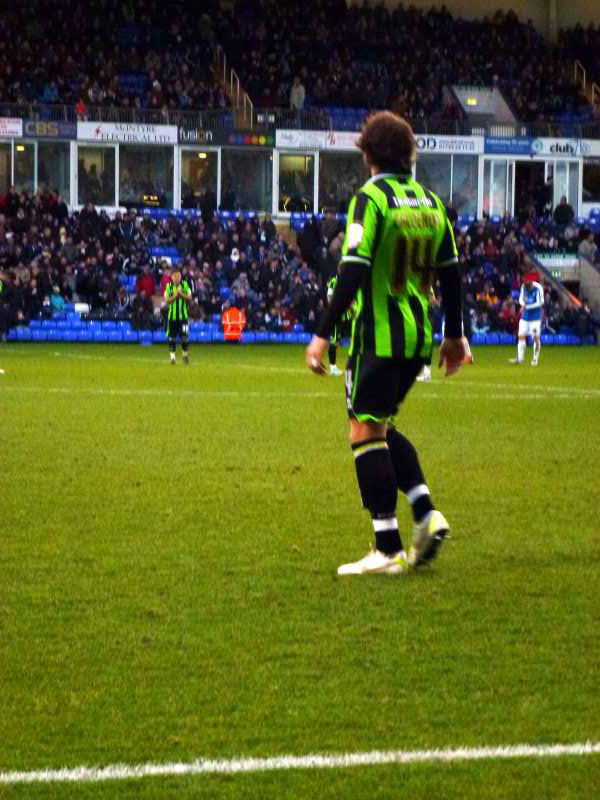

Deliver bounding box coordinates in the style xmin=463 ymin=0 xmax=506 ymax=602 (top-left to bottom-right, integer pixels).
xmin=386 ymin=427 xmax=435 ymax=523
xmin=328 ymin=344 xmax=337 ymax=366
xmin=168 ymin=339 xmax=176 ymax=353
xmin=352 ymin=438 xmax=402 ymax=555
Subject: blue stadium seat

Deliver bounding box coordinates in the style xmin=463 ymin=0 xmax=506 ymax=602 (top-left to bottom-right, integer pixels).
xmin=124 ymin=330 xmax=139 ymax=343
xmin=30 ymin=319 xmax=42 ymax=328
xmin=45 ymin=329 xmax=61 ymax=341
xmin=566 ymin=334 xmax=581 ymax=345
xmin=64 ymin=303 xmax=75 ymax=312
xmin=284 ymin=333 xmax=299 ymax=343
xmin=32 ymin=330 xmax=47 ymax=341
xmin=56 ymin=320 xmax=72 ymax=329
xmin=485 ymin=334 xmax=500 ymax=345
xmin=212 ymin=331 xmax=225 ymax=343
xmin=71 ymin=319 xmax=85 ymax=329
xmin=268 ymin=333 xmax=284 ymax=343
xmin=190 ymin=330 xmax=211 ymax=343
xmin=541 ymin=334 xmax=554 ymax=345
xmin=255 ymin=332 xmax=269 ymax=343
xmin=77 ymin=330 xmax=93 ymax=342
xmin=499 ymin=333 xmax=513 ymax=345
xmin=117 ymin=320 xmax=131 ymax=331
xmin=240 ymin=332 xmax=256 ymax=343
xmin=108 ymin=331 xmax=123 ymax=342
xmin=7 ymin=328 xmax=17 ymax=341
xmin=555 ymin=334 xmax=567 ymax=345
xmin=138 ymin=331 xmax=153 ymax=345
xmin=102 ymin=321 xmax=117 ymax=330
xmin=52 ymin=312 xmax=66 ymax=321
xmin=471 ymin=333 xmax=486 ymax=345
xmin=16 ymin=327 xmax=32 ymax=340
xmin=153 ymin=331 xmax=167 ymax=343
xmin=293 ymin=323 xmax=305 ymax=333
xmin=62 ymin=330 xmax=79 ymax=342
xmin=211 ymin=313 xmax=221 ymax=323
xmin=41 ymin=319 xmax=56 ymax=329
xmin=93 ymin=330 xmax=110 ymax=342
xmin=296 ymin=332 xmax=312 ymax=345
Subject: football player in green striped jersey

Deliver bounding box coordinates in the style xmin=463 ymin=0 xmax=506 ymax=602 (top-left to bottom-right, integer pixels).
xmin=164 ymin=270 xmax=192 ymax=365
xmin=306 ymin=111 xmax=470 ymax=576
xmin=326 ymin=272 xmax=354 ymax=376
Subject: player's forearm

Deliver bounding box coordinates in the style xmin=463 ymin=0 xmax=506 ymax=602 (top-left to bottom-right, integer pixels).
xmin=316 ymin=263 xmax=364 ymax=339
xmin=437 ymin=264 xmax=462 ymax=338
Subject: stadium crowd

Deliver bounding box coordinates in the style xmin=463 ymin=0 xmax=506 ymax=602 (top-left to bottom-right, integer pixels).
xmin=0 ymin=0 xmax=592 ymax=125
xmin=0 ymin=188 xmax=325 ymax=338
xmin=0 ymin=0 xmax=229 ymax=114
xmin=1 ymin=188 xmax=597 ymax=343
xmin=225 ymin=1 xmax=590 ymax=123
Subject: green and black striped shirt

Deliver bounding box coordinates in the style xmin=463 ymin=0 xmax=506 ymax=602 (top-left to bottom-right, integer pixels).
xmin=164 ymin=279 xmax=192 ymax=322
xmin=341 ymin=173 xmax=458 ymax=360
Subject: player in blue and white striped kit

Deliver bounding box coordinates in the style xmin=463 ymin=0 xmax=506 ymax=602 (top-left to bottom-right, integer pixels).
xmin=510 ymin=277 xmax=544 ymax=366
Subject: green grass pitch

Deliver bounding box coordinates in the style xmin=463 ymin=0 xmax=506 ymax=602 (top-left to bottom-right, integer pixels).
xmin=0 ymin=343 xmax=599 ymax=798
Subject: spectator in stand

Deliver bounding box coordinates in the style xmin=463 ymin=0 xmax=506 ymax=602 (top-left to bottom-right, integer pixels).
xmin=578 ymin=230 xmax=598 ymax=263
xmin=289 ymin=76 xmax=305 ymax=111
xmin=553 ymin=196 xmax=575 ymax=227
xmin=136 ymin=264 xmax=155 ymax=296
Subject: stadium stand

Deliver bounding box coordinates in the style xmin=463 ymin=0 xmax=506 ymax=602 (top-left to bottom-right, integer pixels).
xmin=0 ymin=188 xmax=597 ymax=344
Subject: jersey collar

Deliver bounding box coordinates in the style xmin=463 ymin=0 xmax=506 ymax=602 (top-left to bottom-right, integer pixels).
xmin=365 ymin=171 xmax=412 ymax=185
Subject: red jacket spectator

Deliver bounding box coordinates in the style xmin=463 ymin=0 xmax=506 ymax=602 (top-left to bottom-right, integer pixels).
xmin=136 ymin=268 xmax=155 ymax=296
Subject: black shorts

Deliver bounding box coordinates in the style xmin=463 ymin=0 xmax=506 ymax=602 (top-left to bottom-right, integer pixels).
xmin=167 ymin=319 xmax=189 ymax=339
xmin=345 ymin=352 xmax=424 ymax=423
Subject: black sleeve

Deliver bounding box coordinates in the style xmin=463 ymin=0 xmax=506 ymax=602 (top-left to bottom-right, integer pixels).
xmin=316 ymin=262 xmax=364 ymax=340
xmin=437 ymin=263 xmax=463 ymax=338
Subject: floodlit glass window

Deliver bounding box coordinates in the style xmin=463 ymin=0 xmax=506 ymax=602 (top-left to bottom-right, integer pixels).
xmin=78 ymin=146 xmax=116 ymax=206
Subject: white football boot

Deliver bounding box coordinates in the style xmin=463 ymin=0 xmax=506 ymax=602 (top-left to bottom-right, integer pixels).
xmin=337 ymin=549 xmax=409 ymax=576
xmin=408 ymin=510 xmax=450 ymax=568
xmin=329 ymin=364 xmax=342 ymax=376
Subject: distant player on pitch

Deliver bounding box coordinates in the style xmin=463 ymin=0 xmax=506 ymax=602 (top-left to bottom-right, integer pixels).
xmin=164 ymin=269 xmax=192 ymax=365
xmin=510 ymin=274 xmax=543 ymax=366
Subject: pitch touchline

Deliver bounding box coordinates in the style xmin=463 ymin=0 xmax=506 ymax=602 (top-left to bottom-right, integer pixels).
xmin=0 ymin=742 xmax=598 ymax=786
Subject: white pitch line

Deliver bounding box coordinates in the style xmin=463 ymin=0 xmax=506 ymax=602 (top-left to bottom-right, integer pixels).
xmin=0 ymin=742 xmax=598 ymax=786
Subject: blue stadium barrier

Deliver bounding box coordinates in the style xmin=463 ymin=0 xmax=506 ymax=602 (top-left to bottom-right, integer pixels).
xmin=138 ymin=331 xmax=153 ymax=344
xmin=108 ymin=331 xmax=123 ymax=342
xmin=93 ymin=330 xmax=110 ymax=342
xmin=555 ymin=334 xmax=568 ymax=345
xmin=269 ymin=333 xmax=284 ymax=343
xmin=62 ymin=330 xmax=79 ymax=342
xmin=190 ymin=330 xmax=211 ymax=343
xmin=102 ymin=321 xmax=117 ymax=330
xmin=541 ymin=334 xmax=554 ymax=345
xmin=284 ymin=333 xmax=299 ymax=343
xmin=152 ymin=331 xmax=167 ymax=343
xmin=56 ymin=320 xmax=72 ymax=329
xmin=254 ymin=332 xmax=269 ymax=343
xmin=485 ymin=334 xmax=500 ymax=345
xmin=41 ymin=319 xmax=56 ymax=329
xmin=296 ymin=332 xmax=312 ymax=345
xmin=45 ymin=329 xmax=61 ymax=341
xmin=32 ymin=330 xmax=47 ymax=341
xmin=77 ymin=331 xmax=93 ymax=342
xmin=71 ymin=319 xmax=85 ymax=329
xmin=240 ymin=332 xmax=256 ymax=343
xmin=567 ymin=334 xmax=581 ymax=345
xmin=87 ymin=320 xmax=102 ymax=329
xmin=67 ymin=312 xmax=80 ymax=322
xmin=124 ymin=330 xmax=139 ymax=343
xmin=117 ymin=321 xmax=131 ymax=331
xmin=52 ymin=312 xmax=66 ymax=321
xmin=30 ymin=319 xmax=42 ymax=328
xmin=471 ymin=333 xmax=486 ymax=345
xmin=212 ymin=331 xmax=225 ymax=343
xmin=499 ymin=333 xmax=513 ymax=345
xmin=16 ymin=327 xmax=32 ymax=340
xmin=7 ymin=328 xmax=17 ymax=341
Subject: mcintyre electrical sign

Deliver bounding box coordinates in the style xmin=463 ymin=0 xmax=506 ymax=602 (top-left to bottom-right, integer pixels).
xmin=77 ymin=122 xmax=178 ymax=145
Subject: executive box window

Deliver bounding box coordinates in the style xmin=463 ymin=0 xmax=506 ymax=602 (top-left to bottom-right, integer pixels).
xmin=452 ymin=155 xmax=478 ymax=216
xmin=583 ymin=160 xmax=600 ymax=203
xmin=120 ymin=145 xmax=173 ymax=209
xmin=278 ymin=153 xmax=314 ymax=212
xmin=14 ymin=142 xmax=34 ymax=194
xmin=38 ymin=142 xmax=70 ymax=199
xmin=221 ymin=150 xmax=272 ymax=211
xmin=318 ymin=152 xmax=368 ymax=213
xmin=416 ymin=154 xmax=451 ymax=206
xmin=0 ymin=143 xmax=10 ymax=194
xmin=181 ymin=149 xmax=218 ymax=210
xmin=78 ymin=146 xmax=116 ymax=206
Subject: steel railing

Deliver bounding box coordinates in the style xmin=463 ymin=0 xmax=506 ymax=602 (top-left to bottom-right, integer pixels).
xmin=3 ymin=101 xmax=600 ymax=138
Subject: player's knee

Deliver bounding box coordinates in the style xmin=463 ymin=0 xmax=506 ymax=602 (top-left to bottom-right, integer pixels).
xmin=349 ymin=419 xmax=387 ymax=445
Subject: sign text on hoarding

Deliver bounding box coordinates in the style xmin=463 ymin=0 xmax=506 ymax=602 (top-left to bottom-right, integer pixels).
xmin=78 ymin=122 xmax=178 ymax=145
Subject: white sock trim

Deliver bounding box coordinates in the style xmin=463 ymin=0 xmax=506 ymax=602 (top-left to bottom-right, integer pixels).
xmin=406 ymin=484 xmax=429 ymax=504
xmin=372 ymin=517 xmax=398 ymax=532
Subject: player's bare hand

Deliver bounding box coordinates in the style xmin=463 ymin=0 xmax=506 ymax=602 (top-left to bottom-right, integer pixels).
xmin=306 ymin=336 xmax=328 ymax=375
xmin=438 ymin=336 xmax=471 ymax=377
